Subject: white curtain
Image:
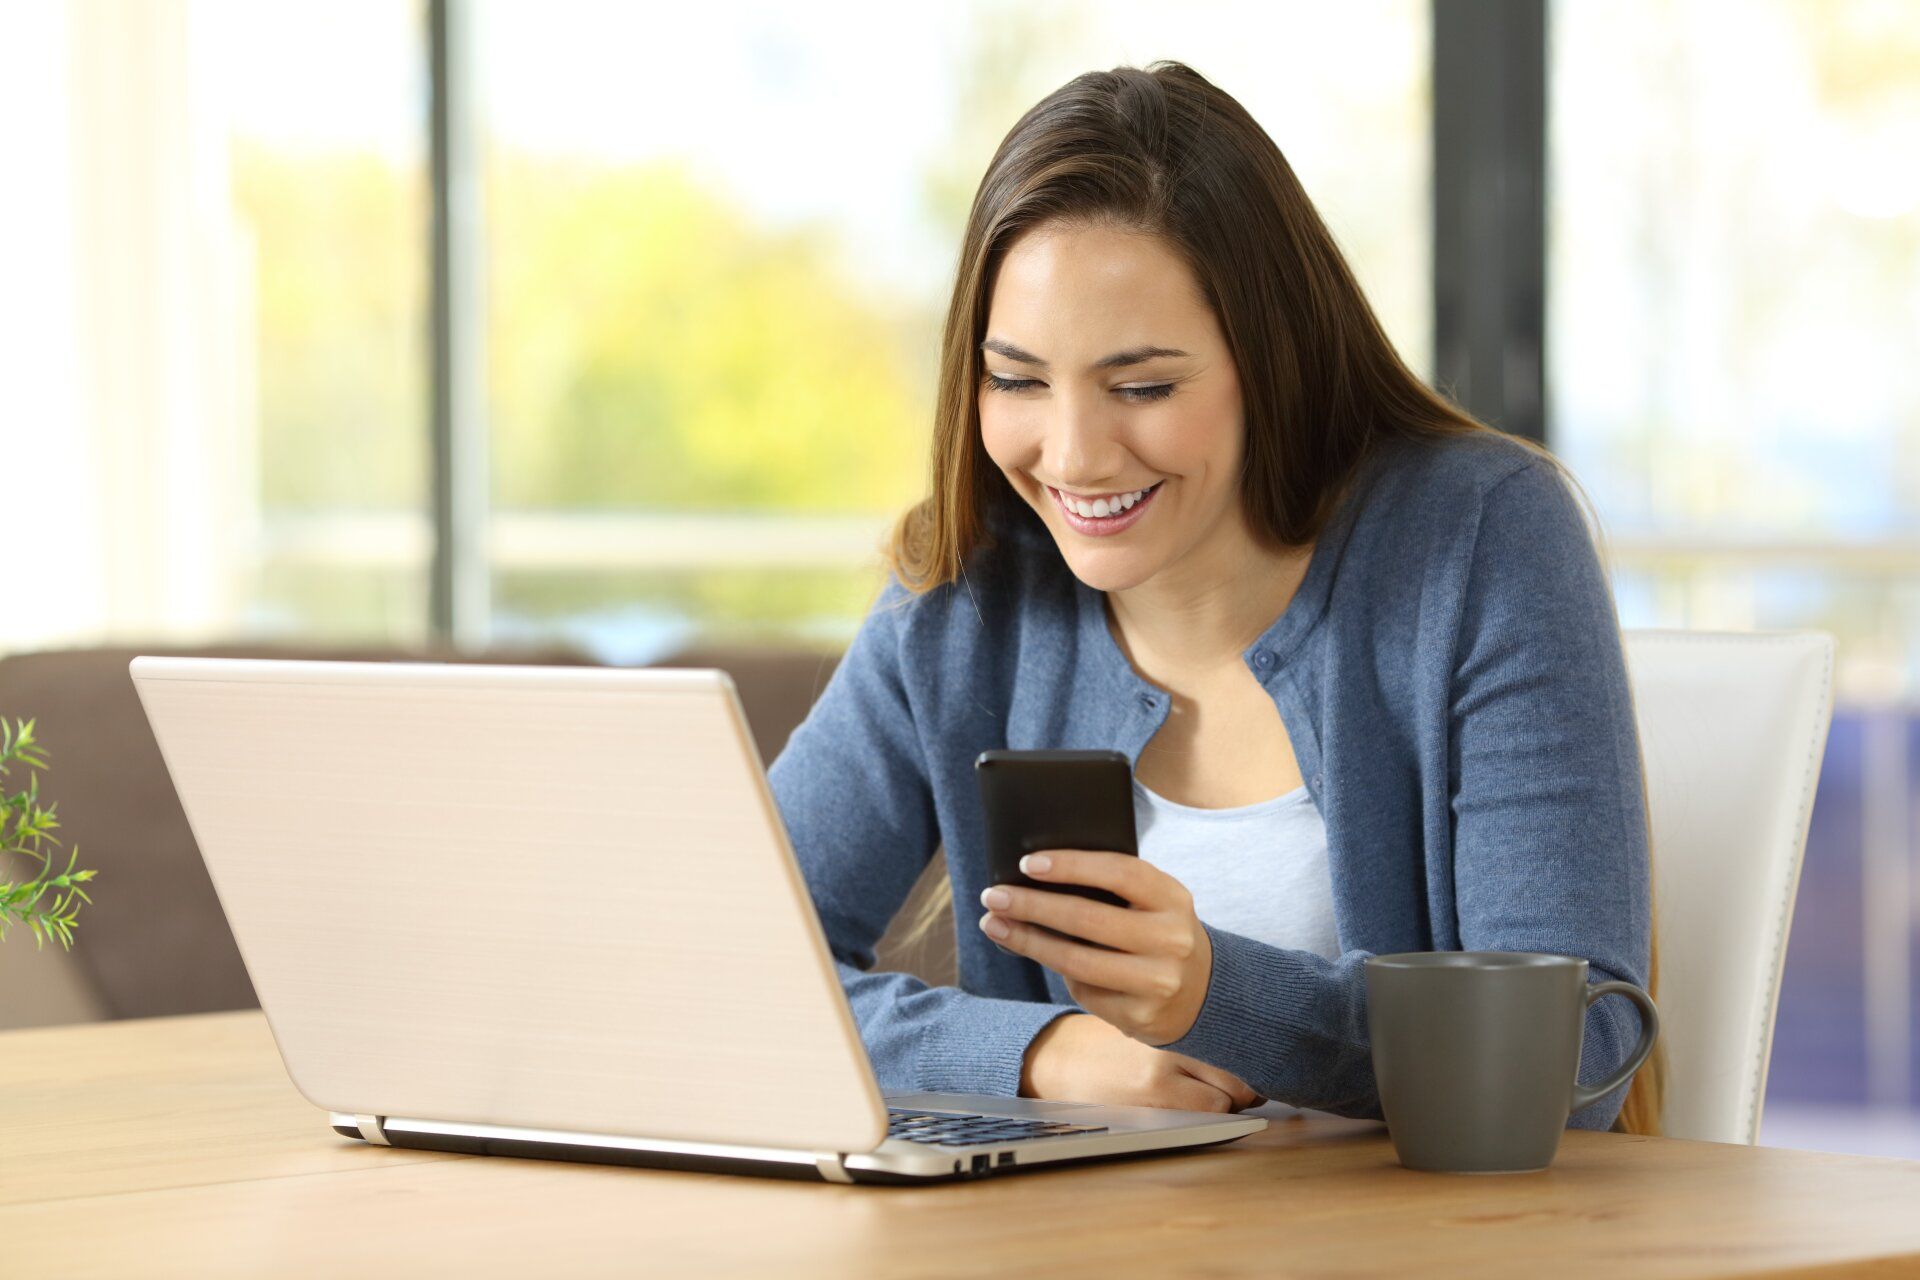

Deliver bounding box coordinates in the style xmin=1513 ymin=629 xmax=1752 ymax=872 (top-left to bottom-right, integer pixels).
xmin=0 ymin=0 xmax=255 ymax=655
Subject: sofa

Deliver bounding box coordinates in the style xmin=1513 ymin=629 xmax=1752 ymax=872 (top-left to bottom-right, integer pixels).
xmin=0 ymin=640 xmax=957 ymax=1031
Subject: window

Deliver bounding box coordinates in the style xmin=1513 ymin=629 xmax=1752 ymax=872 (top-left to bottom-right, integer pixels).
xmin=472 ymin=0 xmax=1431 ymax=659
xmin=1551 ymin=0 xmax=1920 ymax=683
xmin=226 ymin=0 xmax=433 ymax=641
xmin=1550 ymin=0 xmax=1920 ymax=1120
xmin=0 ymin=1 xmax=431 ymax=651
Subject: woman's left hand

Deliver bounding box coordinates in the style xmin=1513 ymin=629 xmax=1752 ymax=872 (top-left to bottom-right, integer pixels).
xmin=977 ymin=850 xmax=1211 ymax=1046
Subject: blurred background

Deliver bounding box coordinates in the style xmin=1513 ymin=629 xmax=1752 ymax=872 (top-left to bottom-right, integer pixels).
xmin=1 ymin=0 xmax=1917 ymax=1156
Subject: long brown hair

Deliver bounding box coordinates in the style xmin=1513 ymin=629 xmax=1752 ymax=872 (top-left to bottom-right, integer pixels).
xmin=881 ymin=60 xmax=1664 ymax=1135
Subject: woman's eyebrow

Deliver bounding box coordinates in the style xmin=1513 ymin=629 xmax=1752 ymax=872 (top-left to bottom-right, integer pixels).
xmin=980 ymin=338 xmax=1192 ymax=370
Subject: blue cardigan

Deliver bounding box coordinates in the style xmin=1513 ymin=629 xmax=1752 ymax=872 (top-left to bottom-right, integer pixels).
xmin=766 ymin=429 xmax=1652 ymax=1131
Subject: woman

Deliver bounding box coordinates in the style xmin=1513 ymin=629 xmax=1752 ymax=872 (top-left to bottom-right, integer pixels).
xmin=766 ymin=60 xmax=1665 ymax=1134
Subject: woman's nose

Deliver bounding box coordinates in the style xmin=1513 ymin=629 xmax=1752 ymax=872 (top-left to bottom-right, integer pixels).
xmin=1040 ymin=389 xmax=1126 ymax=489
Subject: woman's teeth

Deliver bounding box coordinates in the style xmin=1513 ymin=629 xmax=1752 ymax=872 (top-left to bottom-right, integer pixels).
xmin=1059 ymin=483 xmax=1155 ymax=518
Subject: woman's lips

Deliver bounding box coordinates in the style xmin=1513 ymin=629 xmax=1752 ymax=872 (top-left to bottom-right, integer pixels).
xmin=1047 ymin=480 xmax=1163 ymax=536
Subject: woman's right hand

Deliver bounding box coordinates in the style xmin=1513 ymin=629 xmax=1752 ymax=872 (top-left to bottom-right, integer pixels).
xmin=1019 ymin=1012 xmax=1266 ymax=1112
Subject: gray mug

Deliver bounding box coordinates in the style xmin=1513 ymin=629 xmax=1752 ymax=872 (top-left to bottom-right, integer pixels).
xmin=1363 ymin=951 xmax=1659 ymax=1173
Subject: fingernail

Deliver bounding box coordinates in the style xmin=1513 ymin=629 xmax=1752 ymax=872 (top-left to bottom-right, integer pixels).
xmin=981 ymin=886 xmax=1011 ymax=910
xmin=1021 ymin=853 xmax=1051 ymax=875
xmin=981 ymin=914 xmax=1010 ymax=939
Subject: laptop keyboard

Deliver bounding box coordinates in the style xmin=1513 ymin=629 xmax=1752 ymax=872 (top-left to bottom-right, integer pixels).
xmin=886 ymin=1107 xmax=1110 ymax=1146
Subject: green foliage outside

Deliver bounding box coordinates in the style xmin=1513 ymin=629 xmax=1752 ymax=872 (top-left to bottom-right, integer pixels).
xmin=486 ymin=152 xmax=930 ymax=514
xmin=237 ymin=145 xmax=427 ymax=512
xmin=225 ymin=6 xmax=1099 ymax=644
xmin=233 ymin=149 xmax=946 ymax=518
xmin=232 ymin=148 xmax=942 ymax=640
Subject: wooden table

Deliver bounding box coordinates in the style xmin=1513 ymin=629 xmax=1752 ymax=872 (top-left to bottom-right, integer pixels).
xmin=6 ymin=1011 xmax=1920 ymax=1279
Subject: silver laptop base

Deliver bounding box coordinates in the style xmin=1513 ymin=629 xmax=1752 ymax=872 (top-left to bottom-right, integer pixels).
xmin=329 ymin=1111 xmax=1261 ymax=1184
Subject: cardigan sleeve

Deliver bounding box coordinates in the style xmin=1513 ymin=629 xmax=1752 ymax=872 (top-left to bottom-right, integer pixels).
xmin=1153 ymin=458 xmax=1654 ymax=1131
xmin=766 ymin=572 xmax=1083 ymax=1099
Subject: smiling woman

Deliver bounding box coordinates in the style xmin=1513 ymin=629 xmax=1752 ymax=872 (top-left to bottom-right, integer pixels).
xmin=768 ymin=60 xmax=1665 ymax=1137
xmin=975 ymin=221 xmax=1267 ymax=591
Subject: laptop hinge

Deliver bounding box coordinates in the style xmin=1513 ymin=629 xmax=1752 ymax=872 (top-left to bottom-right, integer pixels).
xmin=812 ymin=1152 xmax=852 ymax=1184
xmin=354 ymin=1114 xmax=391 ymax=1146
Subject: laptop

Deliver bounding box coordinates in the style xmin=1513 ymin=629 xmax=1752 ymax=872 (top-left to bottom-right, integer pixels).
xmin=129 ymin=655 xmax=1266 ymax=1183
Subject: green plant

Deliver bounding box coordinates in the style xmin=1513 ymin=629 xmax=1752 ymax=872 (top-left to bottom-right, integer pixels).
xmin=1 ymin=718 xmax=98 ymax=949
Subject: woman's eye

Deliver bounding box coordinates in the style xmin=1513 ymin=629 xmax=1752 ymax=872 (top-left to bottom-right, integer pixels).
xmin=982 ymin=373 xmax=1175 ymax=403
xmin=982 ymin=373 xmax=1039 ymax=393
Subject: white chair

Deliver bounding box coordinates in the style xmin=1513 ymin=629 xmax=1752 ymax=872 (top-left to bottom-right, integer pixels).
xmin=1623 ymin=629 xmax=1835 ymax=1144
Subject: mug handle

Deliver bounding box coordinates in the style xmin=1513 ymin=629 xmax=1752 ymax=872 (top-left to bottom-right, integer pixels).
xmin=1569 ymin=981 xmax=1661 ymax=1114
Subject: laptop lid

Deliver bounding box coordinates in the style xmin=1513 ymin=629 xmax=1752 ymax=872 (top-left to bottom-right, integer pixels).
xmin=130 ymin=656 xmax=889 ymax=1153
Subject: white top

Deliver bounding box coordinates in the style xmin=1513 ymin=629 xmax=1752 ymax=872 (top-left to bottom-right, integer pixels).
xmin=1132 ymin=777 xmax=1342 ymax=961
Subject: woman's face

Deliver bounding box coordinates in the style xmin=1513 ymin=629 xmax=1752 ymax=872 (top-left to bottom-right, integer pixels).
xmin=978 ymin=220 xmax=1248 ymax=594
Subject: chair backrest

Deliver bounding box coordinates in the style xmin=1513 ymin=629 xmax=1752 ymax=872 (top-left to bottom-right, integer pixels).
xmin=1623 ymin=629 xmax=1836 ymax=1144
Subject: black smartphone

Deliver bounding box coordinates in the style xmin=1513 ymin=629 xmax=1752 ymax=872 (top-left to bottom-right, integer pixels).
xmin=974 ymin=748 xmax=1138 ymax=911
